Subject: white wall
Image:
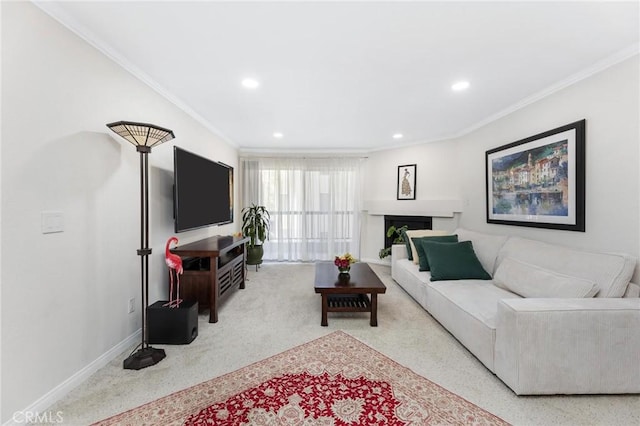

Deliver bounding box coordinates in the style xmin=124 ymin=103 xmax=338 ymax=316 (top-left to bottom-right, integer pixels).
xmin=361 ymin=55 xmax=639 ymax=280
xmin=1 ymin=3 xmax=238 ymax=422
xmin=361 ymin=140 xmax=462 ymax=262
xmin=456 ymin=55 xmax=639 ymax=280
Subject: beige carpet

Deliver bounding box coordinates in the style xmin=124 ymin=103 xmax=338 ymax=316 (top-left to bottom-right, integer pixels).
xmin=42 ymin=263 xmax=640 ymax=425
xmin=92 ymin=330 xmax=508 ymax=425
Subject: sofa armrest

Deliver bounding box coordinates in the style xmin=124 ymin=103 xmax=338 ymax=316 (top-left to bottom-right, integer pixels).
xmin=495 ymin=298 xmax=640 ymax=395
xmin=391 ymin=244 xmax=408 ymax=262
xmin=391 ymin=244 xmax=408 ymax=282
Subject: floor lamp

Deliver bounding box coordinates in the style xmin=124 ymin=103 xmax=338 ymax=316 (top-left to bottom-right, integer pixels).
xmin=107 ymin=121 xmax=175 ymax=370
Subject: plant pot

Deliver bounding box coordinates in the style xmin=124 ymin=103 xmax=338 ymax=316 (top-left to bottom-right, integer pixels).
xmin=246 ymin=245 xmax=264 ymax=265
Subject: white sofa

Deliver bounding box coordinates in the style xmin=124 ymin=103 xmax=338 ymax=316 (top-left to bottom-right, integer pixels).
xmin=391 ymin=228 xmax=640 ymax=395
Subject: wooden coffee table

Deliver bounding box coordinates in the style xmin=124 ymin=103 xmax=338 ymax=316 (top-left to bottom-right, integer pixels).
xmin=314 ymin=262 xmax=386 ymax=327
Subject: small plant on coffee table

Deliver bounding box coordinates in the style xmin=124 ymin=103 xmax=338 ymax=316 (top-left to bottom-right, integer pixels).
xmin=334 ymin=253 xmax=356 ymax=273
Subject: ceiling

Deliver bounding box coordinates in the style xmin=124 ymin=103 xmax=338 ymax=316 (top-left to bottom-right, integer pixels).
xmin=36 ymin=1 xmax=639 ymax=153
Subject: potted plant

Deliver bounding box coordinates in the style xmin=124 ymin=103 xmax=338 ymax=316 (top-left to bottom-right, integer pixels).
xmin=378 ymin=224 xmax=408 ymax=259
xmin=241 ymin=204 xmax=270 ymax=268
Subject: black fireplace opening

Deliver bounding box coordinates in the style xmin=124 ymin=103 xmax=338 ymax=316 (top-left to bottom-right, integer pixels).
xmin=384 ymin=215 xmax=433 ymax=248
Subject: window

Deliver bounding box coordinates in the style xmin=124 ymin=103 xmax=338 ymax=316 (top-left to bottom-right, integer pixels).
xmin=241 ymin=157 xmax=363 ymax=261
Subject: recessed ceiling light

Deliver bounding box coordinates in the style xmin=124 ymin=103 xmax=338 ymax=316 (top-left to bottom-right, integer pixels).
xmin=451 ymin=81 xmax=470 ymax=91
xmin=241 ymin=78 xmax=260 ymax=89
xmin=393 ymin=133 xmax=403 ymax=139
xmin=273 ymin=132 xmax=283 ymax=139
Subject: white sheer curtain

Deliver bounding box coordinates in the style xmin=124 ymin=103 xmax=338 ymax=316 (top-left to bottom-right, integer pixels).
xmin=241 ymin=157 xmax=364 ymax=261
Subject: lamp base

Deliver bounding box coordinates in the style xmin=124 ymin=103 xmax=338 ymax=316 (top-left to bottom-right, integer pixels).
xmin=123 ymin=346 xmax=166 ymax=370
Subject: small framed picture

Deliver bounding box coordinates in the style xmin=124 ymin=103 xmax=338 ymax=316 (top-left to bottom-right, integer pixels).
xmin=397 ymin=164 xmax=416 ymax=200
xmin=486 ymin=119 xmax=585 ymax=231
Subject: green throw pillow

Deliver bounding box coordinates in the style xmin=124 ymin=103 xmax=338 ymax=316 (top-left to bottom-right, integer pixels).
xmin=421 ymin=240 xmax=491 ymax=281
xmin=412 ymin=235 xmax=459 ymax=271
xmin=400 ymin=229 xmax=413 ymax=261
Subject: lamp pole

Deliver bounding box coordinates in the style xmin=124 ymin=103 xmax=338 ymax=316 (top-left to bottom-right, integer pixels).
xmin=106 ymin=121 xmax=174 ymax=370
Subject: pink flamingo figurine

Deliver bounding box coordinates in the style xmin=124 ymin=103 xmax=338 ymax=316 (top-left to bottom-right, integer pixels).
xmin=164 ymin=237 xmax=183 ymax=308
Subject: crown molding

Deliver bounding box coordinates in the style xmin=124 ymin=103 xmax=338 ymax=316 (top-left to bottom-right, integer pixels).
xmin=33 ymin=1 xmax=238 ymax=148
xmin=372 ymin=43 xmax=640 ymax=153
xmin=33 ymin=2 xmax=638 ymax=156
xmin=450 ymin=42 xmax=640 ymax=141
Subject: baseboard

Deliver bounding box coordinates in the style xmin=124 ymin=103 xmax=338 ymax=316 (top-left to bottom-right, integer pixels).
xmin=2 ymin=330 xmax=141 ymax=426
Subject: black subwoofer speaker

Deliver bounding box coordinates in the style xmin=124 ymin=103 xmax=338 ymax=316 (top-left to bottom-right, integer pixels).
xmin=147 ymin=300 xmax=198 ymax=345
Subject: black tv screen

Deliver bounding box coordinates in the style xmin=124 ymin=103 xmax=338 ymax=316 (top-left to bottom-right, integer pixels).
xmin=174 ymin=147 xmax=233 ymax=232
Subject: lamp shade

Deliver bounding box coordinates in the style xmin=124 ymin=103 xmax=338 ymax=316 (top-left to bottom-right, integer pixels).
xmin=106 ymin=121 xmax=175 ymax=151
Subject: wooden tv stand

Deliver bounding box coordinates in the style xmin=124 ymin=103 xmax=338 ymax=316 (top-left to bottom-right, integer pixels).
xmin=170 ymin=235 xmax=249 ymax=323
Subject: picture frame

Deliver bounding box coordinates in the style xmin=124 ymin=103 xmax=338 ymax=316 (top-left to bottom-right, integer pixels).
xmin=397 ymin=164 xmax=416 ymax=200
xmin=486 ymin=120 xmax=585 ymax=231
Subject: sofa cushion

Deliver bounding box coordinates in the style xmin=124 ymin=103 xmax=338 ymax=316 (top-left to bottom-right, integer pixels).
xmin=405 ymin=229 xmax=450 ymax=264
xmin=625 ymin=283 xmax=640 ymax=298
xmin=496 ymin=236 xmax=636 ymax=298
xmin=412 ymin=234 xmax=459 ymax=271
xmin=400 ymin=228 xmax=413 ymax=260
xmin=426 ymin=280 xmax=520 ymax=371
xmin=422 ymin=240 xmax=491 ymax=281
xmin=454 ymin=228 xmax=508 ymax=275
xmin=494 ymin=257 xmax=598 ymax=298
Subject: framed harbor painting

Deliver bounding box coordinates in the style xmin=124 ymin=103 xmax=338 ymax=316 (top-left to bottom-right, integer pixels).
xmin=486 ymin=120 xmax=585 ymax=231
xmin=397 ymin=164 xmax=416 ymax=200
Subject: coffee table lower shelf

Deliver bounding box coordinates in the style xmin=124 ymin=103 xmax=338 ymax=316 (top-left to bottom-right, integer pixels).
xmin=320 ymin=293 xmax=379 ymax=326
xmin=327 ymin=294 xmax=371 ymax=311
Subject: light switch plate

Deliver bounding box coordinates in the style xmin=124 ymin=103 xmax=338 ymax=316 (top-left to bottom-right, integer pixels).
xmin=41 ymin=211 xmax=64 ymax=234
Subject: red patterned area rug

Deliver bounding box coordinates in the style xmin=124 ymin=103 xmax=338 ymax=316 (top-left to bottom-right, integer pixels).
xmin=94 ymin=331 xmax=508 ymax=425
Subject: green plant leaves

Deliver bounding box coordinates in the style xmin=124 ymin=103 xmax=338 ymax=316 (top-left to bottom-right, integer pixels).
xmin=241 ymin=203 xmax=271 ymax=248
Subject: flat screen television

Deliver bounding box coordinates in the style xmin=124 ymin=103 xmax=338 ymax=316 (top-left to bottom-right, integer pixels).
xmin=173 ymin=146 xmax=233 ymax=233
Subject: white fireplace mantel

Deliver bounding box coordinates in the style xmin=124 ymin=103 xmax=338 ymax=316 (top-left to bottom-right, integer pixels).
xmin=363 ymin=199 xmax=464 ymax=218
